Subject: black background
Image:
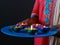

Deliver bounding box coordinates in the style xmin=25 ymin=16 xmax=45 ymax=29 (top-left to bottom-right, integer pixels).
xmin=0 ymin=0 xmax=35 ymax=45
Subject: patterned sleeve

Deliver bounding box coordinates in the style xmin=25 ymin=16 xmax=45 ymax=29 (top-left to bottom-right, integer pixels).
xmin=31 ymin=0 xmax=39 ymax=16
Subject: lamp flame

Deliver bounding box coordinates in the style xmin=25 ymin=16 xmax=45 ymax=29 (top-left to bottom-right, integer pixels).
xmin=31 ymin=25 xmax=33 ymax=30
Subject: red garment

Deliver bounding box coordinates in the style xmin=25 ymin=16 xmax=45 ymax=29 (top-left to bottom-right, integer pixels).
xmin=32 ymin=0 xmax=45 ymax=25
xmin=32 ymin=0 xmax=56 ymax=45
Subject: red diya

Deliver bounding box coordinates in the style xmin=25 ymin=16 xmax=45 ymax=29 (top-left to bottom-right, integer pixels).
xmin=31 ymin=24 xmax=50 ymax=33
xmin=32 ymin=24 xmax=41 ymax=28
xmin=31 ymin=24 xmax=49 ymax=29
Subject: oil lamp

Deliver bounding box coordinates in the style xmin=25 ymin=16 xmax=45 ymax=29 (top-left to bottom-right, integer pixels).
xmin=25 ymin=25 xmax=37 ymax=35
xmin=10 ymin=25 xmax=23 ymax=32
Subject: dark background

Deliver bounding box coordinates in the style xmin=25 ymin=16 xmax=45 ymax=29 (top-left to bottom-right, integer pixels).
xmin=0 ymin=0 xmax=35 ymax=45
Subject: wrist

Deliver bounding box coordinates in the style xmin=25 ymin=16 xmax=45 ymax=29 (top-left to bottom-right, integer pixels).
xmin=30 ymin=13 xmax=37 ymax=18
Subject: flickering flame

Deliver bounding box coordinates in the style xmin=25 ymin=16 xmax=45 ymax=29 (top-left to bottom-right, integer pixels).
xmin=21 ymin=23 xmax=24 ymax=25
xmin=36 ymin=24 xmax=39 ymax=27
xmin=43 ymin=26 xmax=46 ymax=28
xmin=31 ymin=25 xmax=33 ymax=30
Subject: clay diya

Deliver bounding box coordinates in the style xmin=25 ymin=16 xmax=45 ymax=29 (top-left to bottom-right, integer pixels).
xmin=10 ymin=25 xmax=23 ymax=32
xmin=25 ymin=25 xmax=37 ymax=35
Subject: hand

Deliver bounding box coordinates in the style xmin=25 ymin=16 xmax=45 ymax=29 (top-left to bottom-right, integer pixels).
xmin=16 ymin=14 xmax=39 ymax=26
xmin=52 ymin=25 xmax=60 ymax=29
xmin=27 ymin=16 xmax=39 ymax=25
xmin=52 ymin=25 xmax=60 ymax=37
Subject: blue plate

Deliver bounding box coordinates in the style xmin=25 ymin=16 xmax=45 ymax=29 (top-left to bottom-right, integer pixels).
xmin=1 ymin=26 xmax=58 ymax=38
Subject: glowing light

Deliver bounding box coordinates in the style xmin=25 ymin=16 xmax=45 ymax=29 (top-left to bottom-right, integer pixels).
xmin=31 ymin=25 xmax=33 ymax=30
xmin=21 ymin=23 xmax=24 ymax=25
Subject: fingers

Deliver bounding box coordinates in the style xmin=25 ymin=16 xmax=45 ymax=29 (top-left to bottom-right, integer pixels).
xmin=52 ymin=25 xmax=60 ymax=29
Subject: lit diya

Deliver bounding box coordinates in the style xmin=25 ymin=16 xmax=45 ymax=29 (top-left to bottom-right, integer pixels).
xmin=25 ymin=25 xmax=37 ymax=35
xmin=17 ymin=22 xmax=28 ymax=27
xmin=10 ymin=25 xmax=23 ymax=32
xmin=10 ymin=22 xmax=28 ymax=32
xmin=32 ymin=24 xmax=50 ymax=34
xmin=31 ymin=24 xmax=41 ymax=28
